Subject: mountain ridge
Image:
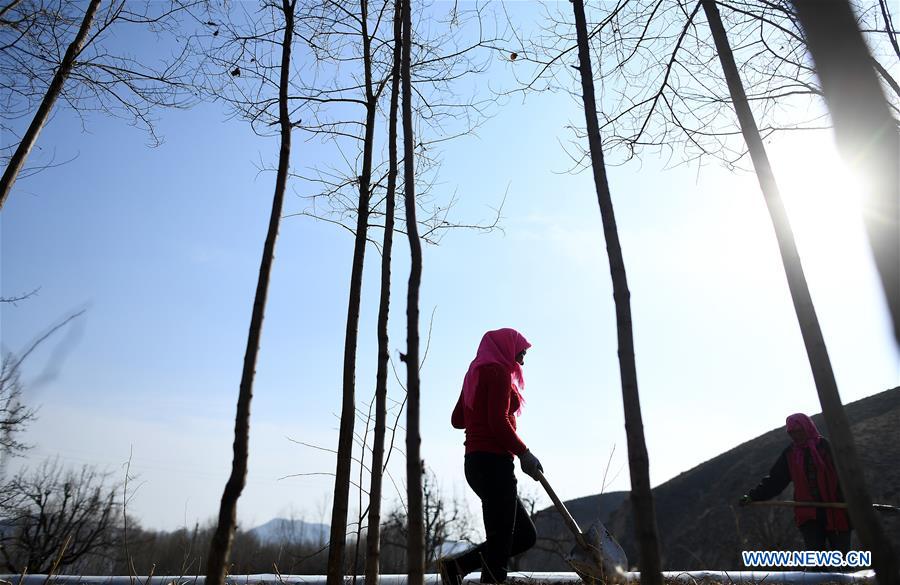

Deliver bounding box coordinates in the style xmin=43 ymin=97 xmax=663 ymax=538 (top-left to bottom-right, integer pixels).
xmin=248 ymin=517 xmax=330 ymax=546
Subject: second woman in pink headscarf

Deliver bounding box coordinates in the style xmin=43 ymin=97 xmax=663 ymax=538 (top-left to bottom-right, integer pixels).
xmin=739 ymin=413 xmax=851 ymax=553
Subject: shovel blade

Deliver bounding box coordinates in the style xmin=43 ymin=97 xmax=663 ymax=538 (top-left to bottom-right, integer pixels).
xmin=566 ymin=523 xmax=628 ymax=584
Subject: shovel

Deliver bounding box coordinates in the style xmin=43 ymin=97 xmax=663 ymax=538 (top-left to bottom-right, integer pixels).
xmin=749 ymin=500 xmax=900 ymax=515
xmin=536 ymin=470 xmax=628 ymax=584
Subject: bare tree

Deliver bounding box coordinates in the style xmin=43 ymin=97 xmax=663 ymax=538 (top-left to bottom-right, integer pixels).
xmin=503 ymin=0 xmax=898 ymax=571
xmin=259 ymin=3 xmax=505 ymax=581
xmin=565 ymin=0 xmax=665 ymax=582
xmin=506 ymin=0 xmax=897 ymax=170
xmin=789 ymin=0 xmax=900 ymax=347
xmin=283 ymin=362 xmax=410 ymax=578
xmin=214 ymin=1 xmax=400 ymax=579
xmin=380 ymin=468 xmax=474 ymax=573
xmin=300 ymin=0 xmax=383 ymax=579
xmin=326 ymin=0 xmax=381 ymax=575
xmin=400 ymin=0 xmax=424 ymax=581
xmin=0 ymin=288 xmax=40 ymax=305
xmin=421 ymin=469 xmax=475 ymax=569
xmin=202 ymin=1 xmax=297 ymax=584
xmin=0 ymin=353 xmax=37 ymax=468
xmin=529 ymin=0 xmax=900 ymax=336
xmin=0 ymin=0 xmax=101 ymax=207
xmin=364 ymin=0 xmax=402 ymax=579
xmin=700 ymin=2 xmax=898 ymax=583
xmin=204 ymin=3 xmax=502 ymax=580
xmin=284 ymin=0 xmax=506 ymax=244
xmin=0 ymin=310 xmax=84 ymax=478
xmin=0 ymin=0 xmax=202 ymax=208
xmin=0 ymin=459 xmax=121 ymax=574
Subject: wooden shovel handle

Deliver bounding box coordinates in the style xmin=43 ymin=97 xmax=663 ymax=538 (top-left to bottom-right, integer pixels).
xmin=749 ymin=500 xmax=899 ymax=514
xmin=749 ymin=500 xmax=849 ymax=509
xmin=536 ymin=470 xmax=588 ymax=548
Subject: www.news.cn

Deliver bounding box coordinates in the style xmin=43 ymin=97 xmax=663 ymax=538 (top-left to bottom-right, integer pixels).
xmin=741 ymin=550 xmax=871 ymax=568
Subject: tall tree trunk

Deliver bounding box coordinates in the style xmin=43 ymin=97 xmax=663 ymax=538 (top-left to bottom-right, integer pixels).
xmin=701 ymin=2 xmax=900 ymax=584
xmin=569 ymin=1 xmax=663 ymax=582
xmin=400 ymin=0 xmax=425 ymax=581
xmin=364 ymin=0 xmax=402 ymax=581
xmin=326 ymin=0 xmax=378 ymax=581
xmin=790 ymin=0 xmax=900 ymax=347
xmin=0 ymin=0 xmax=102 ymax=209
xmin=203 ymin=1 xmax=295 ymax=584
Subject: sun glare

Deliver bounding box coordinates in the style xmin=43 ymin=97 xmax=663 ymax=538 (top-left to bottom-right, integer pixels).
xmin=768 ymin=133 xmax=870 ymax=272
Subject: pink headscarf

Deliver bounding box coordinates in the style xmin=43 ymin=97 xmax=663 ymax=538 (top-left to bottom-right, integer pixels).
xmin=786 ymin=413 xmax=828 ymax=470
xmin=461 ymin=328 xmax=531 ymax=414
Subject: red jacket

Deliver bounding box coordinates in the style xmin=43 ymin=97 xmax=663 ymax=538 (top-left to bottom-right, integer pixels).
xmin=451 ymin=363 xmax=527 ymax=457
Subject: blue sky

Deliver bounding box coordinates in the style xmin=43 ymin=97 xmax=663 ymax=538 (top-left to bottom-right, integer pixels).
xmin=2 ymin=1 xmax=898 ymax=534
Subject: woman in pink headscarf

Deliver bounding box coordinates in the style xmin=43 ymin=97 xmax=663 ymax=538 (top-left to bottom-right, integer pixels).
xmin=439 ymin=328 xmax=542 ymax=585
xmin=740 ymin=413 xmax=851 ymax=553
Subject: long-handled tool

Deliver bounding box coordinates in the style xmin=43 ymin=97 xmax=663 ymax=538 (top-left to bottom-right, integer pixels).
xmin=536 ymin=470 xmax=628 ymax=584
xmin=750 ymin=500 xmax=900 ymax=515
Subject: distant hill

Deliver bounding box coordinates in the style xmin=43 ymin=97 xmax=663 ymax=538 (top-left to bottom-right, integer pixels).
xmin=519 ymin=387 xmax=900 ymax=571
xmin=248 ymin=518 xmax=329 ymax=546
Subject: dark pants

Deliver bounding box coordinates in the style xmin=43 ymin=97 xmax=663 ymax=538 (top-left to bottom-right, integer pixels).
xmin=799 ymin=521 xmax=851 ymax=553
xmin=798 ymin=519 xmax=852 ymax=572
xmin=454 ymin=452 xmax=537 ymax=583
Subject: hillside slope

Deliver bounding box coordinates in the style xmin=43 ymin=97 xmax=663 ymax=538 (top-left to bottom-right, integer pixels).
xmin=520 ymin=387 xmax=900 ymax=571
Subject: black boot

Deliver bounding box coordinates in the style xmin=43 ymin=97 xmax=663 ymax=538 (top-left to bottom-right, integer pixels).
xmin=439 ymin=546 xmax=483 ymax=585
xmin=439 ymin=557 xmax=464 ymax=585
